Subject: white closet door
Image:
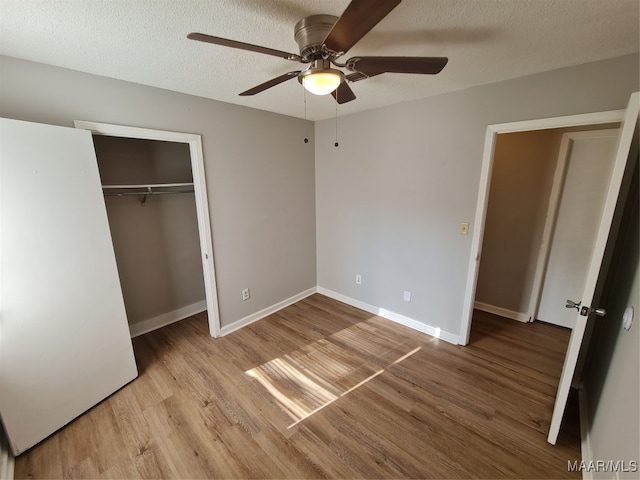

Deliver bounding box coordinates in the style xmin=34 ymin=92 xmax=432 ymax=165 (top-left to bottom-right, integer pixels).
xmin=0 ymin=118 xmax=138 ymax=455
xmin=536 ymin=130 xmax=619 ymax=329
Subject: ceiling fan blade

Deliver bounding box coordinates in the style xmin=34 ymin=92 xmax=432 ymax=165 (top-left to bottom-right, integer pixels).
xmin=188 ymin=33 xmax=302 ymax=62
xmin=239 ymin=71 xmax=301 ymax=96
xmin=331 ymin=82 xmax=357 ymax=104
xmin=323 ymin=0 xmax=401 ymax=55
xmin=346 ymin=56 xmax=448 ymax=74
xmin=345 ymin=71 xmax=383 ymax=83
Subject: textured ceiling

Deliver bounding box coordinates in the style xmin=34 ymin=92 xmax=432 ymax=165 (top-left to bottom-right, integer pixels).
xmin=1 ymin=0 xmax=638 ymax=121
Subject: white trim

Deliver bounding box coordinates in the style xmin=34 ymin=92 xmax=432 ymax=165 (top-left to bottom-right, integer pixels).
xmin=220 ymin=288 xmax=317 ymax=336
xmin=0 ymin=429 xmax=14 ymax=480
xmin=578 ymin=385 xmax=594 ymax=480
xmin=460 ymin=126 xmax=497 ymax=346
xmin=526 ymin=132 xmax=573 ymax=323
xmin=129 ymin=300 xmax=207 ymax=338
xmin=474 ymin=302 xmax=529 ymax=323
xmin=72 ymin=121 xmax=199 ymax=142
xmin=317 ymin=287 xmax=460 ymax=345
xmin=485 ymin=110 xmax=624 ymax=134
xmin=73 ymin=120 xmax=222 ymax=338
xmin=459 ymin=109 xmax=626 ymax=345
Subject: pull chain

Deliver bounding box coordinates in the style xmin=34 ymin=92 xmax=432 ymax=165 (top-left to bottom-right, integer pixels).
xmin=303 ymin=88 xmax=309 ymax=144
xmin=334 ymin=89 xmax=339 ymax=147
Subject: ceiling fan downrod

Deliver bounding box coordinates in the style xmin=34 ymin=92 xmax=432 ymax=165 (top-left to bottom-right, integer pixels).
xmin=294 ymin=15 xmax=339 ymax=62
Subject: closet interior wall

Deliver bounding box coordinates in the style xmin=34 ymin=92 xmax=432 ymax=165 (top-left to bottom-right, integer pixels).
xmin=93 ymin=135 xmax=206 ymax=330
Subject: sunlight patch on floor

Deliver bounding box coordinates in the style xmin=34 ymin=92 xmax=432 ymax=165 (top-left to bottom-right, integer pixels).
xmin=245 ymin=320 xmax=422 ymax=428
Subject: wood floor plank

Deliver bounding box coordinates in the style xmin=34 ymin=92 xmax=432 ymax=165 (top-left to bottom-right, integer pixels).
xmin=98 ymin=453 xmax=140 ymax=480
xmin=287 ymin=423 xmax=364 ymax=479
xmin=14 ymin=294 xmax=580 ymax=479
xmin=251 ymin=426 xmax=329 ymax=479
xmin=13 ymin=434 xmax=63 ymax=479
xmin=141 ymin=394 xmax=218 ymax=478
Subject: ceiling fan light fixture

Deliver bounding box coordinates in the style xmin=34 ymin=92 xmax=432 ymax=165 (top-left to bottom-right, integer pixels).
xmin=188 ymin=0 xmax=447 ymax=104
xmin=300 ymin=67 xmax=344 ymax=96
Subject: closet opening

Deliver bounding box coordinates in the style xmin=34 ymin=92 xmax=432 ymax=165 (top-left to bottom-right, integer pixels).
xmin=74 ymin=121 xmax=221 ymax=338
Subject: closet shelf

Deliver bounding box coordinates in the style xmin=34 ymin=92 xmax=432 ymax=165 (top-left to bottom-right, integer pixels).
xmin=102 ymin=182 xmax=194 ymax=197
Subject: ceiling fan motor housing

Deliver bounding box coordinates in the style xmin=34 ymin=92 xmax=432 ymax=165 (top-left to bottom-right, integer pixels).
xmin=294 ymin=15 xmax=338 ymax=62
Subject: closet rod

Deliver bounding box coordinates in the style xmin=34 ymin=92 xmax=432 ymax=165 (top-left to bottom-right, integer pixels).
xmin=102 ymin=182 xmax=194 ymax=196
xmin=102 ymin=182 xmax=194 ymax=190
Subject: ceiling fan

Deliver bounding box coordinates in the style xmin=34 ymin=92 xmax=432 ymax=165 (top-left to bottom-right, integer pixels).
xmin=187 ymin=0 xmax=448 ymax=104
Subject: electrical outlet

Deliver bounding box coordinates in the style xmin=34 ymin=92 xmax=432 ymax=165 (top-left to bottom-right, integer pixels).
xmin=404 ymin=291 xmax=411 ymax=302
xmin=355 ymin=274 xmax=362 ymax=285
xmin=242 ymin=288 xmax=250 ymax=301
xmin=459 ymin=222 xmax=469 ymax=235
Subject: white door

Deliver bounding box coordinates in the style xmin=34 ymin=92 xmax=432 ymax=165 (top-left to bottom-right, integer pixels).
xmin=548 ymin=93 xmax=639 ymax=444
xmin=0 ymin=118 xmax=138 ymax=455
xmin=536 ymin=129 xmax=620 ymax=329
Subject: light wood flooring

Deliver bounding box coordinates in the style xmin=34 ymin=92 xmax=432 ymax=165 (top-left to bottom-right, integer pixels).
xmin=15 ymin=294 xmax=580 ymax=478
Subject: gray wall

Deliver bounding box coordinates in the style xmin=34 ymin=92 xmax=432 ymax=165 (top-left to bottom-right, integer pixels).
xmin=0 ymin=55 xmax=317 ymax=329
xmin=315 ymin=54 xmax=638 ymax=340
xmin=0 ymin=52 xmax=636 ymax=338
xmin=583 ymin=158 xmax=639 ymax=478
xmin=1 ymin=49 xmax=638 ymax=467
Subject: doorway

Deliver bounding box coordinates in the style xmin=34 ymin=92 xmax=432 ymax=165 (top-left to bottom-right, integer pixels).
xmin=473 ymin=126 xmax=620 ymax=330
xmin=460 ymin=94 xmax=639 ymax=445
xmin=460 ymin=109 xmax=626 ymax=345
xmin=74 ymin=120 xmax=221 ymax=337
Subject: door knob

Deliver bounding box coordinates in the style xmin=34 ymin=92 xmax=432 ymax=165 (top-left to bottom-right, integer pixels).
xmin=579 ymin=305 xmax=607 ymax=317
xmin=566 ymin=300 xmax=606 ymax=317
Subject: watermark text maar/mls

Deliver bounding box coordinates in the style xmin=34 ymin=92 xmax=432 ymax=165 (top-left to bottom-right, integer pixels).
xmin=568 ymin=460 xmax=638 ymax=473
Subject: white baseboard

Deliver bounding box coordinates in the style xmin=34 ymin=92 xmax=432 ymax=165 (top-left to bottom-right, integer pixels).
xmin=129 ymin=300 xmax=208 ymax=338
xmin=474 ymin=301 xmax=529 ymax=323
xmin=317 ymin=287 xmax=460 ymax=345
xmin=578 ymin=384 xmax=594 ymax=480
xmin=219 ymin=287 xmax=317 ymax=336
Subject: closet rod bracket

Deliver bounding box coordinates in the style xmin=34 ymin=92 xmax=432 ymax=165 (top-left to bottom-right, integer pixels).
xmin=140 ymin=187 xmax=152 ymax=206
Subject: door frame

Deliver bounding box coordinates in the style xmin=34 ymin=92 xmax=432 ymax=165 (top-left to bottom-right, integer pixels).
xmin=74 ymin=120 xmax=222 ymax=337
xmin=459 ymin=109 xmax=625 ymax=345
